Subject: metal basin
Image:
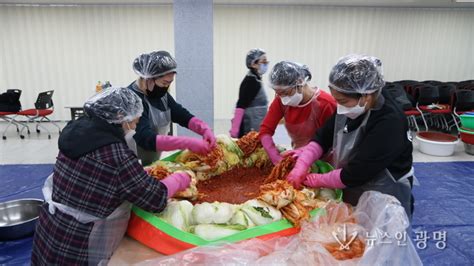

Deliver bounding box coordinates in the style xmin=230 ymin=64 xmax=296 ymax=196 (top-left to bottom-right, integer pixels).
xmin=0 ymin=198 xmax=44 ymax=240
xmin=464 ymin=142 xmax=474 ymax=155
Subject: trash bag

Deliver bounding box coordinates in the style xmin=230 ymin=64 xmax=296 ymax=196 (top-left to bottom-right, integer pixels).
xmin=134 ymin=191 xmax=422 ymax=265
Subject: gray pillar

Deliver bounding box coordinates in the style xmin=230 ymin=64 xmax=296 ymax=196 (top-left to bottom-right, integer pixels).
xmin=174 ymin=0 xmax=213 ymax=137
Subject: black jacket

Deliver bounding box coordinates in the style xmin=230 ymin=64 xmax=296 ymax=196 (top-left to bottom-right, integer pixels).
xmin=314 ymin=89 xmax=413 ymax=187
xmin=128 ymin=82 xmax=194 ymax=151
xmin=59 ymin=115 xmax=125 ymax=159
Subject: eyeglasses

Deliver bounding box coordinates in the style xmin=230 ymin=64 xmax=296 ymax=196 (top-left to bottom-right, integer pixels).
xmin=274 ymin=87 xmax=297 ymax=97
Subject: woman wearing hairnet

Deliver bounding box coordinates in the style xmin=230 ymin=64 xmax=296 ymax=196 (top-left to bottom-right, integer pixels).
xmin=31 ymin=88 xmax=191 ymax=265
xmin=286 ymin=55 xmax=414 ymax=220
xmin=259 ymin=61 xmax=336 ymax=165
xmin=229 ymin=48 xmax=269 ymax=138
xmin=129 ymin=50 xmax=216 ymax=166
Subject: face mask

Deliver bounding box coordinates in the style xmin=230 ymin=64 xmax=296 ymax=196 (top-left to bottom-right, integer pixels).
xmin=259 ymin=63 xmax=268 ymax=75
xmin=337 ymin=98 xmax=367 ymax=119
xmin=147 ymin=85 xmax=168 ymax=98
xmin=281 ymin=90 xmax=303 ymax=106
xmin=124 ymin=123 xmax=138 ymax=155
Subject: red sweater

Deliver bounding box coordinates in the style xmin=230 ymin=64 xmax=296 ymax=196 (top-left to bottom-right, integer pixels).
xmin=260 ymin=89 xmax=336 ymax=140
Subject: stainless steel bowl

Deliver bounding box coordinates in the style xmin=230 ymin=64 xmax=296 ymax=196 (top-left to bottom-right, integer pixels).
xmin=0 ymin=198 xmax=44 ymax=240
xmin=464 ymin=142 xmax=474 ymax=155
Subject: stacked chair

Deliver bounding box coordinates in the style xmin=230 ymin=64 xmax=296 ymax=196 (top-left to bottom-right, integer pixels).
xmin=389 ymin=79 xmax=474 ymax=134
xmin=16 ymin=90 xmax=61 ymax=139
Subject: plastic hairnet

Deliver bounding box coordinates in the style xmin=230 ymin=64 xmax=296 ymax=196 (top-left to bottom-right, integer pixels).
xmin=84 ymin=87 xmax=143 ymax=124
xmin=269 ymin=61 xmax=311 ymax=90
xmin=245 ymin=48 xmax=266 ymax=69
xmin=132 ymin=50 xmax=177 ymax=79
xmin=297 ymin=63 xmax=312 ymax=82
xmin=329 ymin=54 xmax=385 ymax=94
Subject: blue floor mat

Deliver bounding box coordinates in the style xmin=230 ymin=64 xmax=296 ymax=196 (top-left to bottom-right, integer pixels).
xmin=0 ymin=162 xmax=473 ymax=265
xmin=0 ymin=164 xmax=53 ymax=202
xmin=0 ymin=164 xmax=53 ymax=266
xmin=411 ymin=161 xmax=474 ymax=265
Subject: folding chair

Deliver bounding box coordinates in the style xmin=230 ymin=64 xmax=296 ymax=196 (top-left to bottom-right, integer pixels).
xmin=450 ymin=89 xmax=474 ymax=132
xmin=457 ymin=80 xmax=474 ymax=91
xmin=17 ymin=90 xmax=61 ymax=139
xmin=414 ymin=84 xmax=440 ymax=131
xmin=0 ymin=89 xmax=28 ymax=140
xmin=420 ymin=84 xmax=457 ymax=131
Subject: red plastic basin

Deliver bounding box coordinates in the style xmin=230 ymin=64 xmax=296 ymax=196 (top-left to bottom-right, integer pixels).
xmin=459 ymin=127 xmax=474 ymax=145
xmin=417 ymin=131 xmax=458 ymax=142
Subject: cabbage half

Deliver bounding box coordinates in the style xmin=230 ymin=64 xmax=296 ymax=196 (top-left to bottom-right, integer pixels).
xmin=157 ymin=200 xmax=194 ymax=231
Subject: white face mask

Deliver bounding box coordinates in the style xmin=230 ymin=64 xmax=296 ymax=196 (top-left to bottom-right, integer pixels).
xmin=259 ymin=63 xmax=268 ymax=75
xmin=281 ymin=91 xmax=303 ymax=106
xmin=337 ymin=98 xmax=367 ymax=119
xmin=124 ymin=123 xmax=138 ymax=155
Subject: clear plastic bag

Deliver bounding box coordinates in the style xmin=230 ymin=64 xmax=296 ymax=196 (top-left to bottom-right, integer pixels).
xmin=135 ymin=191 xmax=422 ymax=265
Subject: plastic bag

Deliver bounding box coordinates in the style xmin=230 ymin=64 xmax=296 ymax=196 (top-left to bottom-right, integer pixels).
xmin=134 ymin=191 xmax=422 ymax=265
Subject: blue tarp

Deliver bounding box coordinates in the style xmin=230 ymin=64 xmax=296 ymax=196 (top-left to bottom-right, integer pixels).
xmin=0 ymin=164 xmax=53 ymax=266
xmin=0 ymin=162 xmax=473 ymax=265
xmin=411 ymin=162 xmax=474 ymax=265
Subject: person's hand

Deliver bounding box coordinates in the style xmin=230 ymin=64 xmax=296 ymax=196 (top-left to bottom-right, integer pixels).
xmin=202 ymin=128 xmax=216 ymax=148
xmin=160 ymin=171 xmax=191 ymax=198
xmin=260 ymin=134 xmax=283 ymax=165
xmin=156 ymin=135 xmax=211 ymax=155
xmin=303 ymin=169 xmax=345 ymax=189
xmin=285 ymin=141 xmax=324 ymax=189
xmin=282 ymin=147 xmax=304 ymax=159
xmin=286 ymin=161 xmax=309 ymax=189
xmin=188 ymin=117 xmax=217 ymax=148
xmin=178 ymin=137 xmax=211 ymax=154
xmin=229 ymin=108 xmax=245 ymax=138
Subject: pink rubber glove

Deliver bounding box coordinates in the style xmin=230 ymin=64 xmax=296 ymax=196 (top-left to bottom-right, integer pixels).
xmin=188 ymin=117 xmax=216 ymax=148
xmin=260 ymin=134 xmax=283 ymax=165
xmin=303 ymin=169 xmax=346 ymax=189
xmin=156 ymin=135 xmax=211 ymax=155
xmin=229 ymin=108 xmax=245 ymax=138
xmin=160 ymin=172 xmax=191 ymax=198
xmin=285 ymin=141 xmax=324 ymax=189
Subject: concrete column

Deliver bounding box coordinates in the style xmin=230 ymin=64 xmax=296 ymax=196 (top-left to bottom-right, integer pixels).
xmin=174 ymin=0 xmax=213 ymax=136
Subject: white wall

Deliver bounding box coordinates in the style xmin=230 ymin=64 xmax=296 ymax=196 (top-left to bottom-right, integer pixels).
xmin=0 ymin=5 xmax=174 ymax=120
xmin=0 ymin=4 xmax=473 ymax=120
xmin=215 ymin=5 xmax=474 ymax=119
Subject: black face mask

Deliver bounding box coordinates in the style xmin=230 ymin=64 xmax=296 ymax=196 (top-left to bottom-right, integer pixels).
xmin=146 ymin=85 xmax=169 ymax=98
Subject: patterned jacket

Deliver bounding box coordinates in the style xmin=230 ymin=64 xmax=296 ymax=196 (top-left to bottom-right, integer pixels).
xmin=32 ymin=116 xmax=168 ymax=265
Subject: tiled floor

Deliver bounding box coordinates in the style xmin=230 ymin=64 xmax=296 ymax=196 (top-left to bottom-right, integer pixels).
xmin=1 ymin=120 xmax=473 ymax=164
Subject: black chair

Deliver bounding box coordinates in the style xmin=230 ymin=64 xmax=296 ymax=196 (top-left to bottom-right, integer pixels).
xmin=454 ymin=90 xmax=474 ymax=112
xmin=17 ymin=90 xmax=61 ymax=139
xmin=414 ymin=84 xmax=439 ymax=105
xmin=449 ymin=89 xmax=474 ymax=132
xmin=422 ymin=80 xmax=443 ymax=86
xmin=0 ymin=89 xmax=28 ymax=140
xmin=384 ymin=83 xmax=413 ymax=111
xmin=437 ymin=84 xmax=456 ymax=105
xmin=393 ymin=80 xmax=421 ymax=105
xmin=414 ymin=84 xmax=440 ymax=130
xmin=457 ymin=80 xmax=474 ymax=91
